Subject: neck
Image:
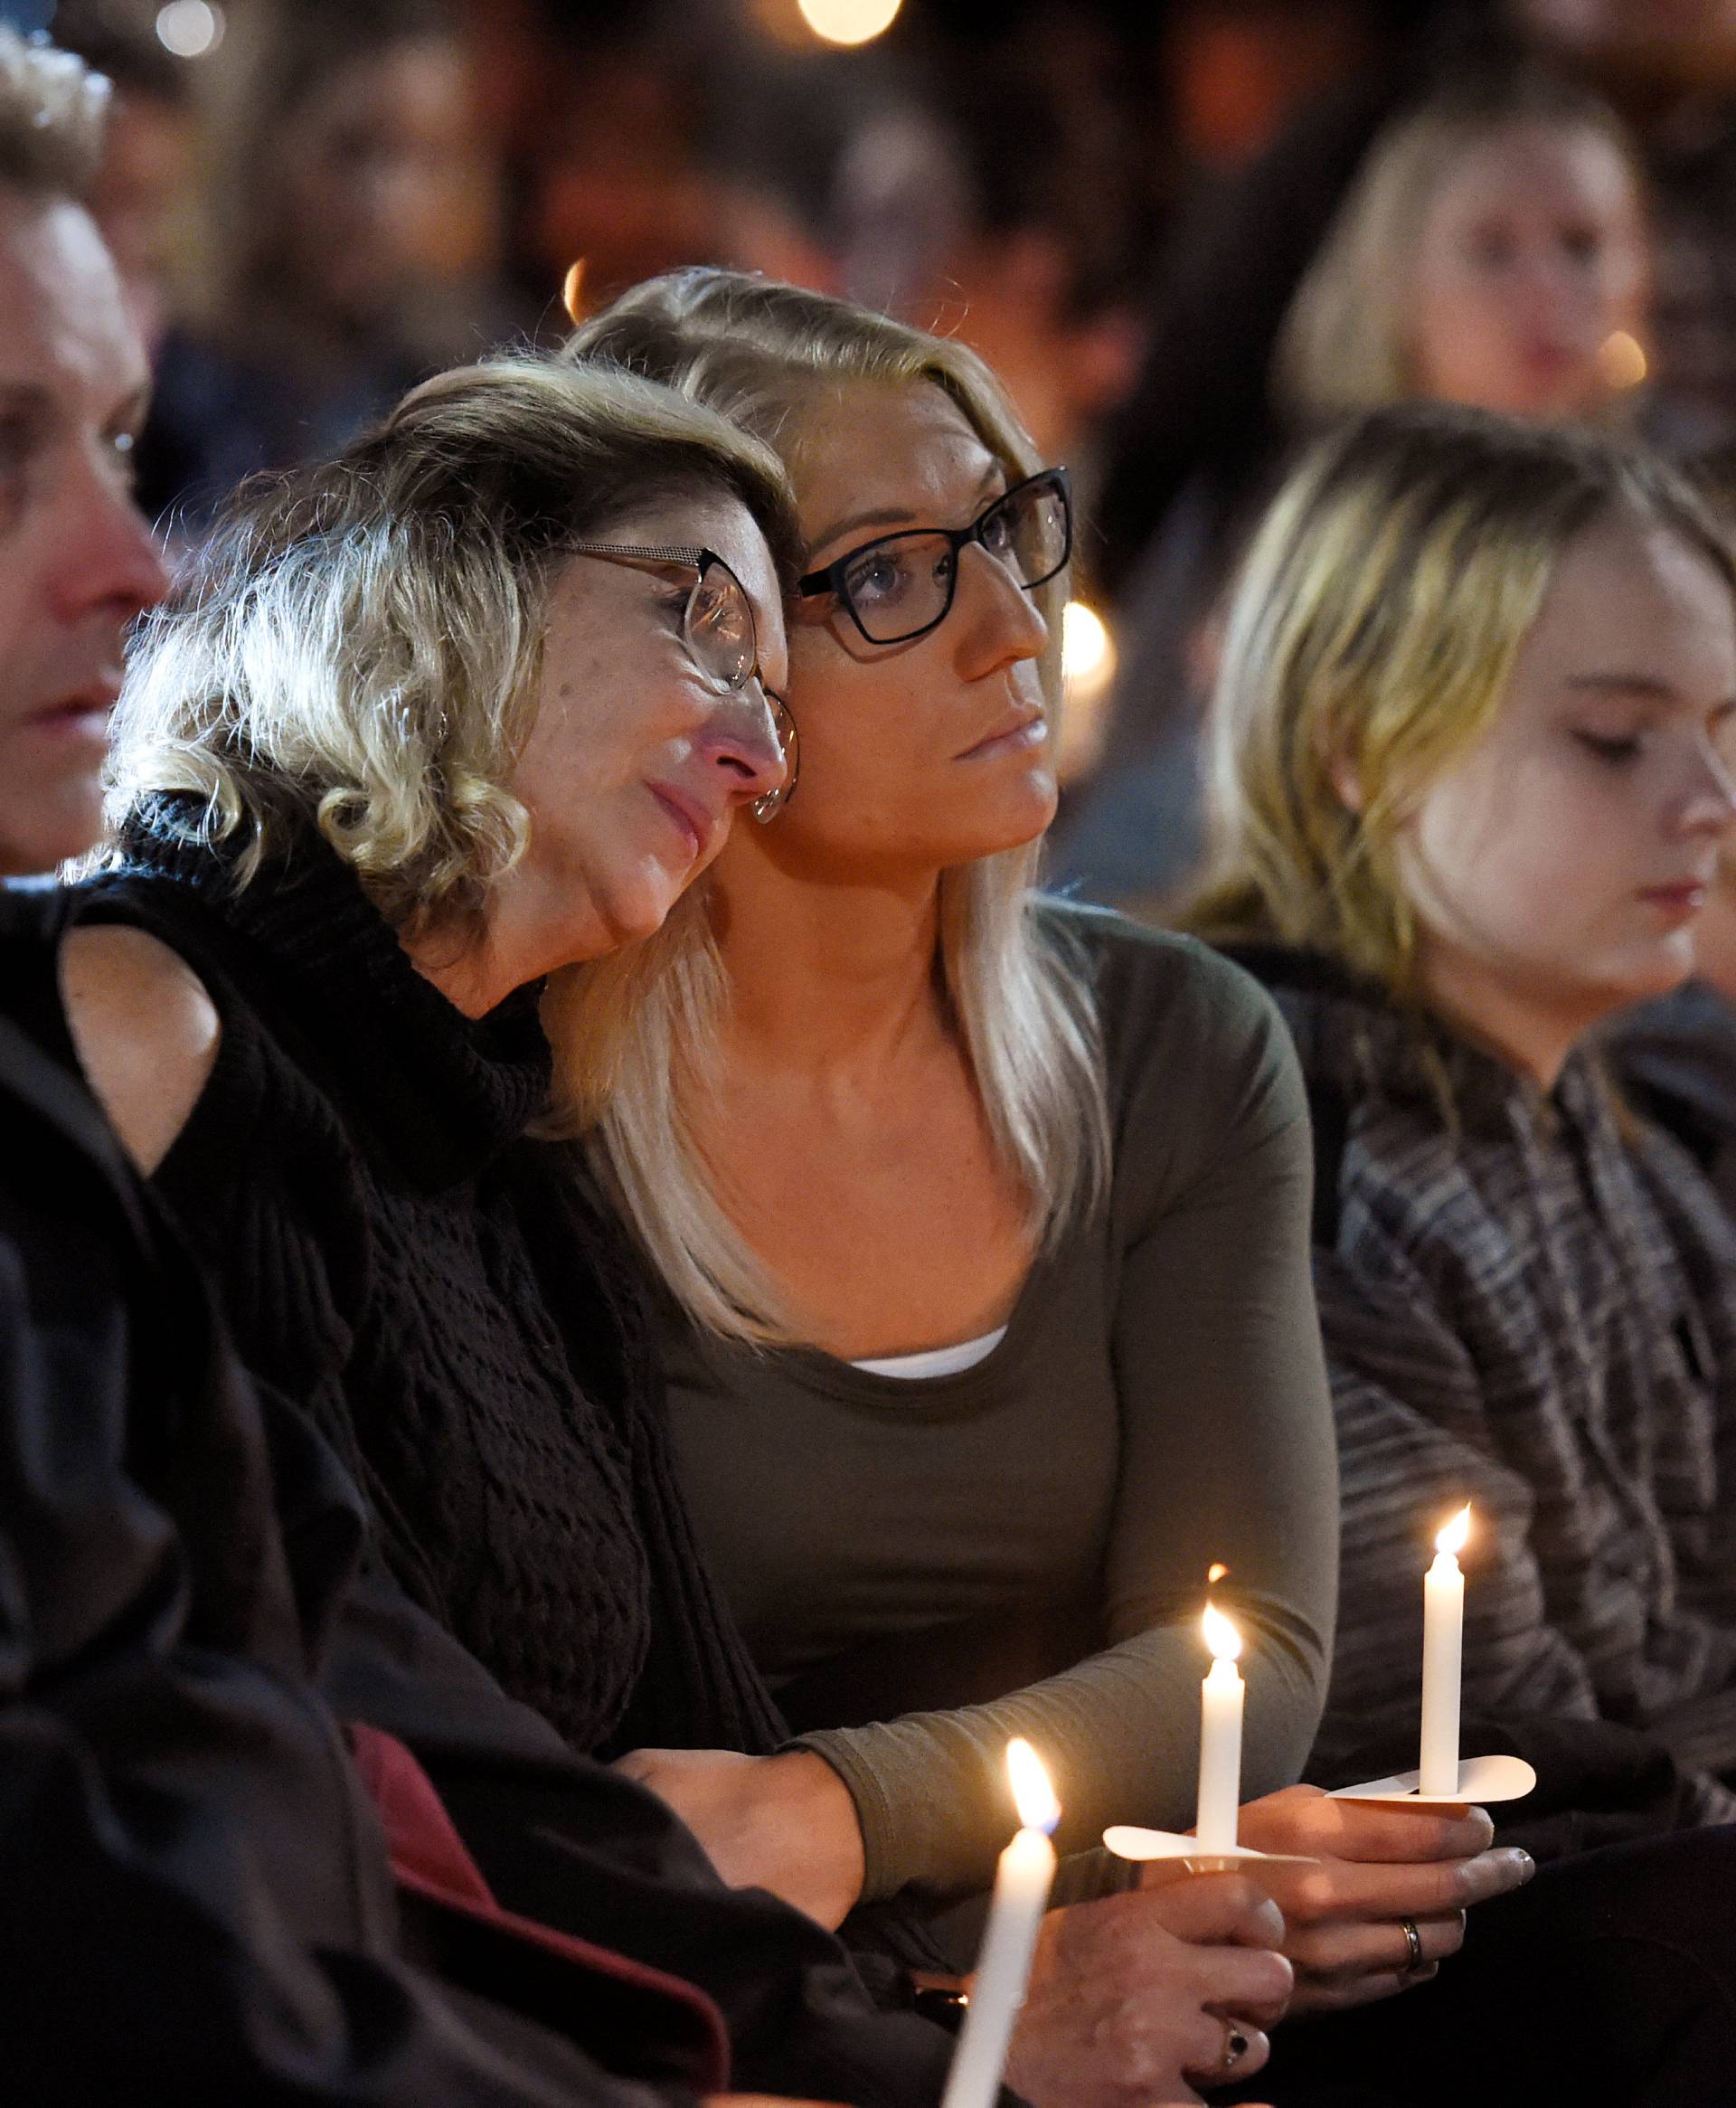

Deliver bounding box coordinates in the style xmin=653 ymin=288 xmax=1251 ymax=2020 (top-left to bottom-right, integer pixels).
xmin=711 ymin=838 xmax=948 ymax=1075
xmin=401 ymin=870 xmax=608 ymax=1019
xmin=401 ymin=916 xmax=523 ymax=1020
xmin=1413 ymin=940 xmax=1592 ymax=1092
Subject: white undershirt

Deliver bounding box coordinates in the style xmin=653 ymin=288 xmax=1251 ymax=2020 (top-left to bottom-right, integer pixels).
xmin=850 ymin=1325 xmax=1008 ymax=1381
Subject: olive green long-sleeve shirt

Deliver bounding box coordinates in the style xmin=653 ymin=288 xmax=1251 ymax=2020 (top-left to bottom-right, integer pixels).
xmin=660 ymin=905 xmax=1338 ymax=1907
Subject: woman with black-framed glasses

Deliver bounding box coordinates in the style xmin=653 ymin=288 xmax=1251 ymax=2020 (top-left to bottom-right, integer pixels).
xmin=564 ymin=270 xmax=1363 ymax=2107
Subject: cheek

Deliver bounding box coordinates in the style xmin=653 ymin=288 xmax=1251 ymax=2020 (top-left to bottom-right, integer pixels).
xmin=1416 ymin=755 xmax=1638 ymax=940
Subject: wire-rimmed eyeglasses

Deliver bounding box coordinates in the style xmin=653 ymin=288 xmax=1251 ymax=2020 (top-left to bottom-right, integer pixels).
xmin=794 ymin=467 xmax=1072 ymax=648
xmin=563 ymin=540 xmax=797 ymax=820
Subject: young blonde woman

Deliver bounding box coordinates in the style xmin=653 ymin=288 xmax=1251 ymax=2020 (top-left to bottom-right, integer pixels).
xmin=1174 ymin=395 xmax=1736 ymax=2105
xmin=1275 ymin=66 xmax=1649 ymax=431
xmin=1193 ymin=399 xmax=1736 ymax=1801
xmin=1056 ymin=61 xmax=1654 ymax=912
xmin=562 ymin=274 xmax=1557 ymax=2108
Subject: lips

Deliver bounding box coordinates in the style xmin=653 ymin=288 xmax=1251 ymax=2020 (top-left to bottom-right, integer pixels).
xmin=1637 ymin=880 xmax=1711 ymax=916
xmin=957 ymin=710 xmax=1047 ymax=762
xmin=647 ymin=780 xmax=717 ymax=865
xmin=22 ymin=685 xmax=118 ymax=742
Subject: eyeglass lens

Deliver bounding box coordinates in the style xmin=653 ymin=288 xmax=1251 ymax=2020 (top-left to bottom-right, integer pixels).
xmin=687 ymin=562 xmax=757 ymax=690
xmin=841 ymin=476 xmax=1070 ymax=645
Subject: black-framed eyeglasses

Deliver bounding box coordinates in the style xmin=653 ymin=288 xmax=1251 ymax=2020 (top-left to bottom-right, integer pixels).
xmin=564 ymin=539 xmax=797 ymax=820
xmin=795 ymin=467 xmax=1073 ymax=648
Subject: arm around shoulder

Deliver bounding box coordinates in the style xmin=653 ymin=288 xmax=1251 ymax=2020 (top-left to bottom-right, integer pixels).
xmin=59 ymin=922 xmax=222 ymax=1177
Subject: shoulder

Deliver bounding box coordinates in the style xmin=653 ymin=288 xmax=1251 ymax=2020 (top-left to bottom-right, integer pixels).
xmin=1036 ymin=896 xmax=1295 ymax=1082
xmin=58 ymin=922 xmax=222 ymax=1177
xmin=1036 ymin=899 xmax=1309 ymax=1206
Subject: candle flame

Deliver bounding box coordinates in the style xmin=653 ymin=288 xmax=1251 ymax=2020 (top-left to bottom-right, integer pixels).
xmin=1202 ymin=1601 xmax=1243 ymax=1663
xmin=1006 ymin=1737 xmax=1061 ymax=1834
xmin=1207 ymin=1562 xmax=1229 ymax=1584
xmin=1436 ymin=1503 xmax=1472 ymax=1558
xmin=561 ymin=260 xmax=587 ymax=326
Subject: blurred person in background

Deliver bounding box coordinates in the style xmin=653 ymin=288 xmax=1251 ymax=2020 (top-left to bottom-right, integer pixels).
xmin=1515 ymin=0 xmax=1736 ymax=449
xmin=52 ymin=6 xmax=197 ymax=360
xmin=136 ymin=0 xmax=516 ymax=532
xmin=1052 ymin=61 xmax=1651 ymax=913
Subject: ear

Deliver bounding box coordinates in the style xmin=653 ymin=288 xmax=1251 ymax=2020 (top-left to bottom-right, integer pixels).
xmin=1327 ymin=751 xmax=1366 ymax=813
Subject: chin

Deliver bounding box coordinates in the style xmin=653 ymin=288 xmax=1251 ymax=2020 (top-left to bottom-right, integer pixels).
xmin=1586 ymin=940 xmax=1698 ymax=1016
xmin=956 ymin=770 xmax=1058 ymax=861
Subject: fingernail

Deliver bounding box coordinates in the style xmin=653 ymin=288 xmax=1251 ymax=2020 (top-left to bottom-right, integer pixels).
xmin=1512 ymin=1849 xmax=1536 ymax=1882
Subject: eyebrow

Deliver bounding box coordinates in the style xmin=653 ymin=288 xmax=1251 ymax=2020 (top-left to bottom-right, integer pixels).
xmin=1564 ymin=674 xmax=1680 ymax=702
xmin=807 ymin=462 xmax=1007 ymax=565
xmin=1565 ymin=673 xmax=1736 ymax=714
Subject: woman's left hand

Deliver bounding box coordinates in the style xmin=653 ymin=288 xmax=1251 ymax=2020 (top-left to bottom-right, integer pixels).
xmin=614 ymin=1746 xmax=866 ymax=1928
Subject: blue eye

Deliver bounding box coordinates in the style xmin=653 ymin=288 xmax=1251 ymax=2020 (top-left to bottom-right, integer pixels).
xmin=846 ymin=544 xmax=924 ymax=609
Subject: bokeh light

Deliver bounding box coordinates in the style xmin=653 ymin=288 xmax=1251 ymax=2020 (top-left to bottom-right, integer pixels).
xmin=1057 ymin=599 xmax=1116 ymax=783
xmin=155 ymin=1 xmax=224 ymax=60
xmin=1598 ymin=330 xmax=1648 ymax=392
xmin=796 ymin=0 xmax=902 ymax=50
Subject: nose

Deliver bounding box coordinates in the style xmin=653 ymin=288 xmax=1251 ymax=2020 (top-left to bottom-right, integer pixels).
xmin=52 ymin=463 xmax=171 ymax=628
xmin=951 ymin=539 xmax=1050 ymax=676
xmin=699 ymin=682 xmax=788 ymax=807
xmin=1677 ymin=730 xmax=1736 ymax=840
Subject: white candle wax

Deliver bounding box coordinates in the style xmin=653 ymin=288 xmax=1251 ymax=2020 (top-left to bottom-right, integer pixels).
xmin=1195 ymin=1653 xmax=1245 ymax=1853
xmin=940 ymin=1747 xmax=1059 ymax=2108
xmin=1420 ymin=1508 xmax=1469 ymax=1796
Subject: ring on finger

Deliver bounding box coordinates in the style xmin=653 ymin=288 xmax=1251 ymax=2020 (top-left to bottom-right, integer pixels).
xmin=1399 ymin=1916 xmax=1425 ymax=1974
xmin=1221 ymin=2018 xmax=1251 ymax=2072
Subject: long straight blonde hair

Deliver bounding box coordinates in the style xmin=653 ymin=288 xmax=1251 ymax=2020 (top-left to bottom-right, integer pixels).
xmin=557 ymin=269 xmax=1109 ymax=1346
xmin=1191 ymin=402 xmax=1736 ymax=995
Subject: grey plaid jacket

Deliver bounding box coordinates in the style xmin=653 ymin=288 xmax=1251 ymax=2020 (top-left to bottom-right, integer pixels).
xmin=1229 ymin=945 xmax=1736 ymax=1816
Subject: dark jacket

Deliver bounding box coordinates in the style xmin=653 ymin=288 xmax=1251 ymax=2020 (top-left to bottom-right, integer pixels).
xmin=0 ymin=877 xmax=963 ymax=2104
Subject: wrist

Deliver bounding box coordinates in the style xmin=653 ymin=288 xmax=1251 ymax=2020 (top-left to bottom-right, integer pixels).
xmin=766 ymin=1750 xmax=866 ymax=1914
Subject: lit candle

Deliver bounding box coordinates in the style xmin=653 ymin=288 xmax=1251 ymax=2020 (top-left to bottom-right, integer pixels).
xmin=939 ymin=1739 xmax=1059 ymax=2108
xmin=1420 ymin=1504 xmax=1471 ymax=1797
xmin=1196 ymin=1601 xmax=1245 ymax=1854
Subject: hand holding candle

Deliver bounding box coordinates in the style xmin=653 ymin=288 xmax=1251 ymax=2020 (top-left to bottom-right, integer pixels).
xmin=1196 ymin=1599 xmax=1245 ymax=1854
xmin=1420 ymin=1504 xmax=1471 ymax=1798
xmin=939 ymin=1740 xmax=1060 ymax=2108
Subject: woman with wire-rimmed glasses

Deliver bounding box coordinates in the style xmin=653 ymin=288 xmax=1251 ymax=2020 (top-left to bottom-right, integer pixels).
xmin=60 ymin=351 xmax=810 ymax=1782
xmin=561 ymin=269 xmax=1362 ymax=2106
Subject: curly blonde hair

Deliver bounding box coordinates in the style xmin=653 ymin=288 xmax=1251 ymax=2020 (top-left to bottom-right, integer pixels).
xmin=107 ymin=353 xmax=801 ymax=940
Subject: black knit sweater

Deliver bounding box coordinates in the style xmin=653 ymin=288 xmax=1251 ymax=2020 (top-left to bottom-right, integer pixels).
xmin=79 ymin=799 xmax=785 ymax=1759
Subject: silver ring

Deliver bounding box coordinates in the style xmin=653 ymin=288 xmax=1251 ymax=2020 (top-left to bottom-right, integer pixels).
xmin=1400 ymin=1916 xmax=1424 ymax=1973
xmin=1221 ymin=2018 xmax=1250 ymax=2072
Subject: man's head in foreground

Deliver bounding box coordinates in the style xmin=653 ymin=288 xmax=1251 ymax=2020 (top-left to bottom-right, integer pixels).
xmin=0 ymin=30 xmax=167 ymax=877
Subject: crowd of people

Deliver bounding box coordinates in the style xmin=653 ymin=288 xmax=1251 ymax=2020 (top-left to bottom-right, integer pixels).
xmin=15 ymin=5 xmax=1736 ymax=2105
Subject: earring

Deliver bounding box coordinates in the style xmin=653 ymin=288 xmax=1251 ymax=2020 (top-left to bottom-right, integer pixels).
xmin=752 ymin=696 xmax=800 ymax=824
